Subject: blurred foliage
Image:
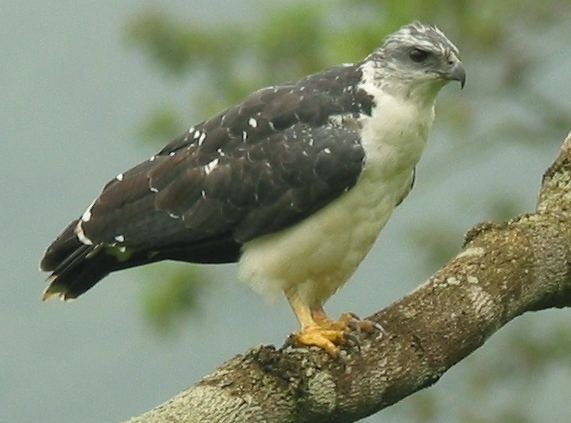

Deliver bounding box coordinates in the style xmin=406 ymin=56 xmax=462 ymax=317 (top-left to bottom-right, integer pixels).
xmin=123 ymin=0 xmax=571 ymax=422
xmin=140 ymin=262 xmax=205 ymax=336
xmin=136 ymin=103 xmax=182 ymax=145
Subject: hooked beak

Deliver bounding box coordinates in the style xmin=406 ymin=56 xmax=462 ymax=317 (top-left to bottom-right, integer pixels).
xmin=445 ymin=60 xmax=466 ymax=89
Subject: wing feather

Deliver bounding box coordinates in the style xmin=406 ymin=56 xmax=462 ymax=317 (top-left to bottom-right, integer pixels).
xmin=79 ymin=123 xmax=364 ymax=255
xmin=50 ymin=63 xmax=373 ymax=264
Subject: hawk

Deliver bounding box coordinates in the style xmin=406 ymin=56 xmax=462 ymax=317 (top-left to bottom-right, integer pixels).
xmin=40 ymin=21 xmax=464 ymax=356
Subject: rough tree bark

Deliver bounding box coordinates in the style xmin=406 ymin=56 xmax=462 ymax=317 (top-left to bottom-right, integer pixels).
xmin=123 ymin=130 xmax=571 ymax=423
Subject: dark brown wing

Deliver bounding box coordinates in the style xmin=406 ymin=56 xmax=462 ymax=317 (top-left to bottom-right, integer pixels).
xmin=80 ymin=123 xmax=365 ymax=251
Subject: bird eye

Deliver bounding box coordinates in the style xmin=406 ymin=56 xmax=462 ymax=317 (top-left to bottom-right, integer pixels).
xmin=409 ymin=48 xmax=431 ymax=63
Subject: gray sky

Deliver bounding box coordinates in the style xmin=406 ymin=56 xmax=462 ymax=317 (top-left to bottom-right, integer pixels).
xmin=2 ymin=1 xmax=571 ymax=422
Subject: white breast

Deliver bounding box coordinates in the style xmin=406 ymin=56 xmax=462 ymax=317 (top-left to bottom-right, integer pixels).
xmin=238 ymin=88 xmax=435 ymax=307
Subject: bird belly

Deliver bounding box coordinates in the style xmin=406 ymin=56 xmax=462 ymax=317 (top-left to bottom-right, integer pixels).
xmin=238 ymin=163 xmax=409 ymax=307
xmin=238 ymin=92 xmax=431 ymax=307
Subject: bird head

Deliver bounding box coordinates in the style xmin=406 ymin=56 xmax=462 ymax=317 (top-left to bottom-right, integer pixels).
xmin=363 ymin=21 xmax=465 ymax=100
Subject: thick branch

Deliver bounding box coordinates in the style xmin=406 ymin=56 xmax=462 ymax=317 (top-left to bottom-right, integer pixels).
xmin=123 ymin=131 xmax=571 ymax=423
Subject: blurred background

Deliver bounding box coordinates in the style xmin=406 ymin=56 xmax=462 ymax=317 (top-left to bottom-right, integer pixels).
xmin=3 ymin=1 xmax=571 ymax=422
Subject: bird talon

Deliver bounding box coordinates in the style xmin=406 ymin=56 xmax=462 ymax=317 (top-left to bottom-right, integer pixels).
xmin=282 ymin=334 xmax=297 ymax=350
xmin=339 ymin=313 xmax=386 ymax=350
xmin=344 ymin=331 xmax=362 ymax=349
xmin=346 ymin=319 xmax=362 ymax=335
xmin=290 ymin=326 xmax=346 ymax=357
xmin=372 ymin=322 xmax=387 ymax=334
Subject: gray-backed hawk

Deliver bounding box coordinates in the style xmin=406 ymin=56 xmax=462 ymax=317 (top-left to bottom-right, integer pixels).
xmin=40 ymin=21 xmax=465 ymax=356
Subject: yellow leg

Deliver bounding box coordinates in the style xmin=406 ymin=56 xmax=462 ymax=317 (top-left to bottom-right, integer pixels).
xmin=285 ymin=289 xmax=345 ymax=357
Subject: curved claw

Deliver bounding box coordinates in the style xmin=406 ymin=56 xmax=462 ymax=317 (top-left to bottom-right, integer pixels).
xmin=341 ymin=313 xmax=386 ymax=349
xmin=345 ymin=314 xmax=384 ymax=333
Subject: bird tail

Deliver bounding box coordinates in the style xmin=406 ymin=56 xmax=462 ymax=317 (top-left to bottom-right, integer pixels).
xmin=40 ymin=220 xmax=241 ymax=300
xmin=40 ymin=220 xmax=117 ymax=300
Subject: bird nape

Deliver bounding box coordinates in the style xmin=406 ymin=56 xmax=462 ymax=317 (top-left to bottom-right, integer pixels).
xmin=40 ymin=21 xmax=464 ymax=357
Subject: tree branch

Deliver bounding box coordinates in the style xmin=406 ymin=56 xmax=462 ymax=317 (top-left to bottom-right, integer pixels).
xmin=123 ymin=130 xmax=571 ymax=423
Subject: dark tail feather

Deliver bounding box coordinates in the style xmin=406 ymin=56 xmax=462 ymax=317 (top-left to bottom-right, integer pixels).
xmin=41 ymin=221 xmax=118 ymax=300
xmin=40 ymin=221 xmax=242 ymax=300
xmin=41 ymin=228 xmax=161 ymax=300
xmin=41 ymin=243 xmax=116 ymax=301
